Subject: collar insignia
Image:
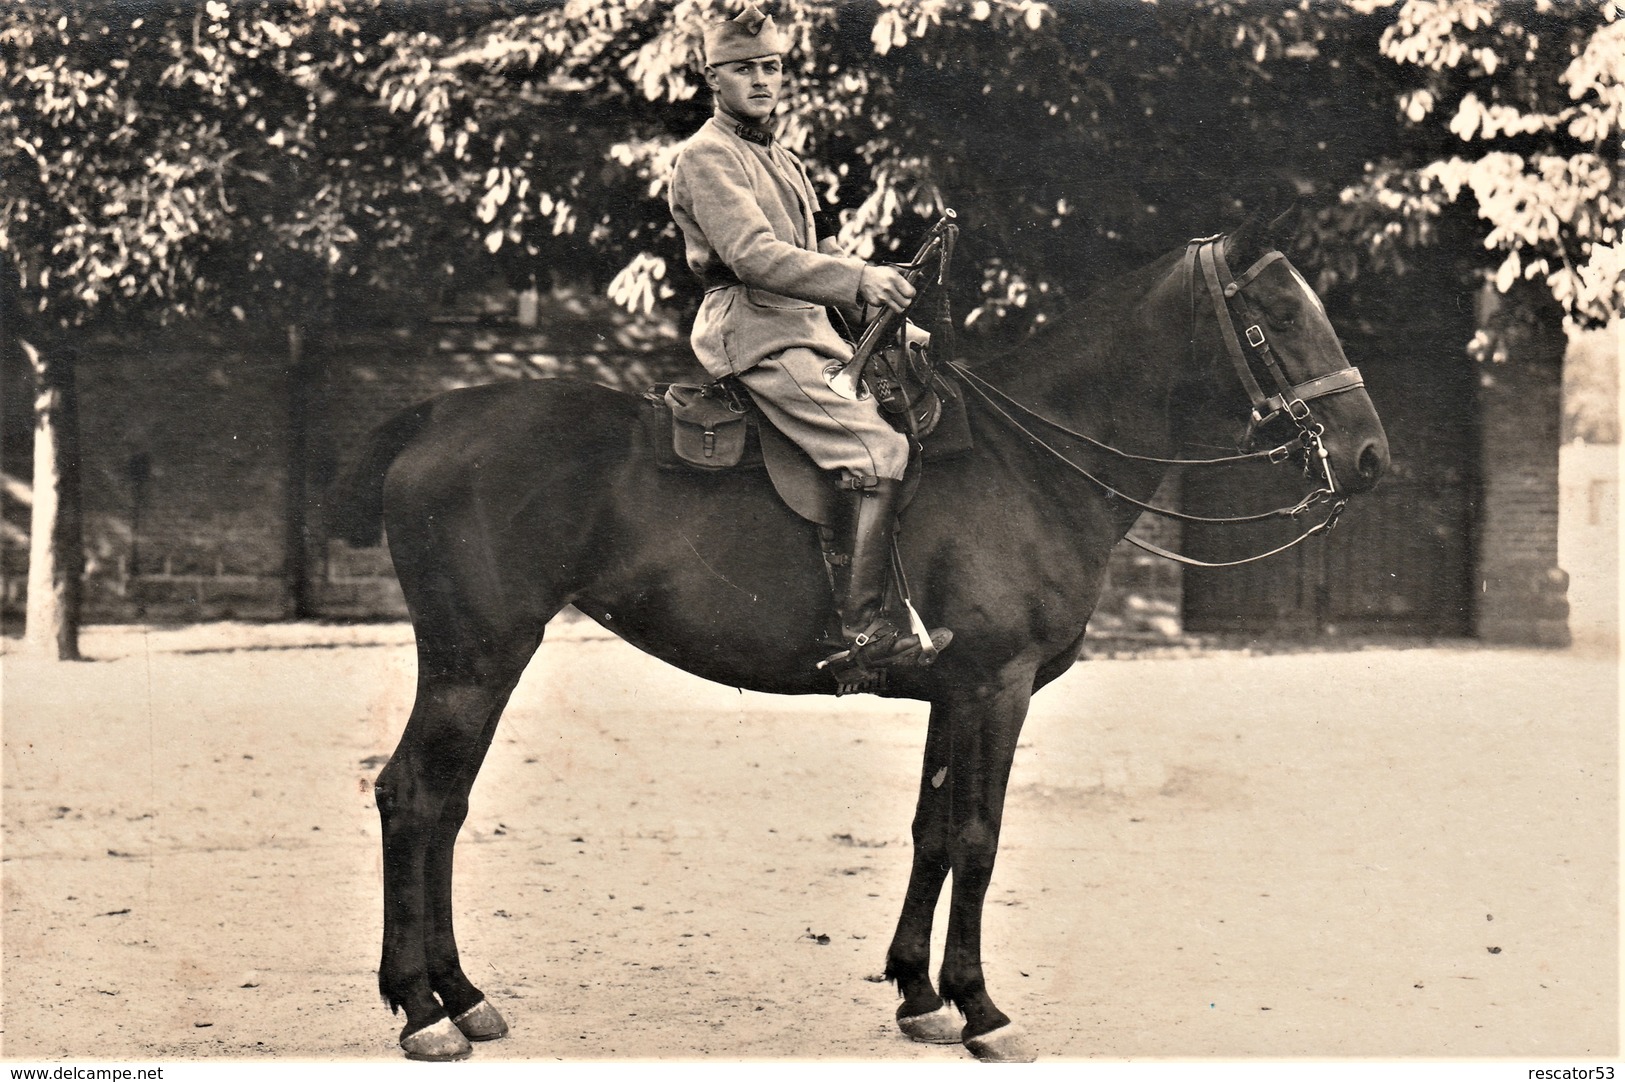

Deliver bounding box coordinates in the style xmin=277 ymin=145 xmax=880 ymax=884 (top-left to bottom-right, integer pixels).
xmin=734 ymin=122 xmax=772 ymax=147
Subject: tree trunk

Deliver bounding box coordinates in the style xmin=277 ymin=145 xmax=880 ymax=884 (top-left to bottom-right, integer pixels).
xmin=22 ymin=339 xmax=83 ymax=660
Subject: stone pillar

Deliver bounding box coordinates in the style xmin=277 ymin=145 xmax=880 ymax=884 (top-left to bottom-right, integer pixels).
xmin=1474 ymin=283 xmax=1570 ymax=646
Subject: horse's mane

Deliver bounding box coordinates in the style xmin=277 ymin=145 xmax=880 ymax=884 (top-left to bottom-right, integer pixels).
xmin=958 ymin=243 xmax=1191 ymax=371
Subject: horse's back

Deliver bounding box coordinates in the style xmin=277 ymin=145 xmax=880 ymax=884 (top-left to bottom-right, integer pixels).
xmin=380 ymin=379 xmax=638 ymax=510
xmin=370 ymin=381 xmax=646 ymax=640
xmin=398 ymin=377 xmax=637 ymax=468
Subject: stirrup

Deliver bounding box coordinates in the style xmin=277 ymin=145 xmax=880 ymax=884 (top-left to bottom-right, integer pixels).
xmin=816 ymin=627 xmax=953 ymax=696
xmin=816 ymin=623 xmax=954 ymax=674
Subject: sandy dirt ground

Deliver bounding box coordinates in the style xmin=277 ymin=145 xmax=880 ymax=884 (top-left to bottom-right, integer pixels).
xmin=2 ymin=619 xmax=1617 ymax=1064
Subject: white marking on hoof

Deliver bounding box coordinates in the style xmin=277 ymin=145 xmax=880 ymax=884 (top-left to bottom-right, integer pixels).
xmin=400 ymin=1016 xmax=473 ymax=1062
xmin=897 ymin=1003 xmax=961 ymax=1044
xmin=965 ymin=1023 xmax=1036 ymax=1063
xmin=452 ymin=998 xmax=509 ymax=1042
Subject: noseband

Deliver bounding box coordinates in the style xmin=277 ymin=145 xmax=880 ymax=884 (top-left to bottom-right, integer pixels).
xmin=951 ymin=235 xmax=1364 ymax=568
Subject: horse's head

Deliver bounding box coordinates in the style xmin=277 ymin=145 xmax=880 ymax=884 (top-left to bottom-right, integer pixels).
xmin=1183 ymin=208 xmax=1389 ymax=496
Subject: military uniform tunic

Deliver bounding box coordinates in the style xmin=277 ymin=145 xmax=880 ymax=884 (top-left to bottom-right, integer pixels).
xmin=669 ymin=114 xmax=909 ymax=481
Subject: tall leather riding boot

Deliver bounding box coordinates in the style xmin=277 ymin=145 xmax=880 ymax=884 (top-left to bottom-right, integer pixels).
xmin=824 ymin=476 xmax=952 ymax=671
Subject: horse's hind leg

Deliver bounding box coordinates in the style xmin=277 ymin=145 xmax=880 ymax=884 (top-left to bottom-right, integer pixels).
xmin=422 ymin=682 xmax=519 ymax=1041
xmin=885 ymin=706 xmax=960 ymax=1044
xmin=374 ymin=639 xmax=539 ymax=1060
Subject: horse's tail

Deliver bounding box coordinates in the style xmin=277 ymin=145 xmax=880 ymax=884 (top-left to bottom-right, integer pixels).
xmin=328 ymin=402 xmax=432 ymax=548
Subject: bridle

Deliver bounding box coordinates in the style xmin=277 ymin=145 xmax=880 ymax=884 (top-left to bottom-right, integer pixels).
xmin=950 ymin=234 xmax=1367 ymax=568
xmin=1190 ymin=236 xmax=1364 ymax=478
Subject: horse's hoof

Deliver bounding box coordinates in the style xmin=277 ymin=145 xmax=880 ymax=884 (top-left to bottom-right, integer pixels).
xmin=964 ymin=1023 xmax=1036 ymax=1063
xmin=452 ymin=998 xmax=509 ymax=1042
xmin=400 ymin=1017 xmax=473 ymax=1061
xmin=897 ymin=1004 xmax=961 ymax=1044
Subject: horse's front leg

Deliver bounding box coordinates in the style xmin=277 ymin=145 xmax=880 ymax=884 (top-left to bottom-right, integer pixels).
xmin=884 ymin=703 xmax=960 ymax=1044
xmin=937 ymin=682 xmax=1038 ymax=1062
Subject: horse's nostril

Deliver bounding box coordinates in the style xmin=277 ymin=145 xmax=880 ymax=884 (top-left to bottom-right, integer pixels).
xmin=1358 ymin=443 xmax=1386 ymax=483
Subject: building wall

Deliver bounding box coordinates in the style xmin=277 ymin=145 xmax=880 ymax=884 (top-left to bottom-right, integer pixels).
xmin=91 ymin=342 xmax=292 ymax=620
xmin=1558 ymin=440 xmax=1620 ymax=653
xmin=1180 ymin=272 xmax=1485 ymax=638
xmin=0 ymin=298 xmax=705 ymax=624
xmin=2 ymin=332 xmax=296 ymax=622
xmin=304 ymin=320 xmax=699 ymax=619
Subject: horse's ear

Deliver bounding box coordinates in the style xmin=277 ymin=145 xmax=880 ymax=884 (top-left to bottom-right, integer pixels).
xmin=1265 ymin=202 xmax=1302 ymax=246
xmin=1228 ymin=199 xmax=1299 ymax=265
xmin=1227 ymin=210 xmax=1268 ymax=266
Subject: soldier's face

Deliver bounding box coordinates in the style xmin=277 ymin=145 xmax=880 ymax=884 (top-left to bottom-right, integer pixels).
xmin=706 ymin=55 xmax=783 ymax=123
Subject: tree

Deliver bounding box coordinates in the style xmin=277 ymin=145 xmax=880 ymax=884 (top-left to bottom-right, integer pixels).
xmin=6 ymin=1 xmax=1617 ymax=652
xmin=1 ymin=1 xmax=468 ymax=653
xmin=3 ymin=5 xmax=231 ymax=657
xmin=371 ymin=1 xmax=1199 ymax=341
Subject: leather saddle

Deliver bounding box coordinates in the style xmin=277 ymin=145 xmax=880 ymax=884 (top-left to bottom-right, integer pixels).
xmin=640 ymin=349 xmax=972 ymax=528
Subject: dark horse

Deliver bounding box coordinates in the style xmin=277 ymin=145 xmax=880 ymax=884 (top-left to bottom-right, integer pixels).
xmin=336 ymin=211 xmax=1389 ymax=1062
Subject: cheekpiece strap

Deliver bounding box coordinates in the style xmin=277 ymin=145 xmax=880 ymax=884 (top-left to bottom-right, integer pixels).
xmin=1197 ymin=240 xmax=1270 ymax=412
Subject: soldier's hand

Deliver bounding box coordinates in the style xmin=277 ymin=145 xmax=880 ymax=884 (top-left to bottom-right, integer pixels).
xmin=859 ymin=266 xmax=916 ymax=314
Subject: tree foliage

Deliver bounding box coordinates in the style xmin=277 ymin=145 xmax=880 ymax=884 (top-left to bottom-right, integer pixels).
xmin=1 ymin=1 xmax=466 ymax=333
xmin=6 ymin=0 xmax=1614 ymax=653
xmin=0 ymin=0 xmax=488 ymax=649
xmin=4 ymin=0 xmax=1620 ymax=345
xmin=1341 ymin=0 xmax=1623 ymax=336
xmin=361 ymin=0 xmax=1619 ymax=351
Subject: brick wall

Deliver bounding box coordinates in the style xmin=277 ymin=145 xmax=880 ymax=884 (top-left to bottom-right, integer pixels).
xmin=1 ymin=296 xmax=694 ymax=625
xmin=3 ymin=311 xmax=1189 ymax=638
xmin=18 ymin=331 xmax=295 ymax=622
xmin=1559 ymin=441 xmax=1619 ymax=651
xmin=305 ymin=318 xmax=693 ymax=618
xmin=0 ymin=284 xmax=1568 ymax=645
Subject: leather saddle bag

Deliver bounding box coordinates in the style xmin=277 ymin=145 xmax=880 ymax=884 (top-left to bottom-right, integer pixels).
xmin=642 ymin=382 xmax=758 ymax=471
xmin=642 ymin=366 xmax=970 ymax=476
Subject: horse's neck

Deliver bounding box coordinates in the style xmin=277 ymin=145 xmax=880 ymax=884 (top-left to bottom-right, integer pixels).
xmin=973 ymin=255 xmax=1187 ymax=502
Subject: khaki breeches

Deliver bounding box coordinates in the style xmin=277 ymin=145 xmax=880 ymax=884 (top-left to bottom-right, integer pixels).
xmin=736 ymin=347 xmax=910 ymax=481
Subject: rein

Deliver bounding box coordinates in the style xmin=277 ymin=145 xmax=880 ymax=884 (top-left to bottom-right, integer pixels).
xmin=950 ymin=363 xmax=1332 ymax=526
xmin=952 ymin=235 xmax=1362 ymax=568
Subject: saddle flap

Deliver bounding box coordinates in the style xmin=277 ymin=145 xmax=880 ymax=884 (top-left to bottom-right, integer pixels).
xmin=756 ymin=420 xmax=922 ymax=528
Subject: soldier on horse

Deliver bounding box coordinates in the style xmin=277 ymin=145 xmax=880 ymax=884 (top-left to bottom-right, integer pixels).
xmin=667 ymin=5 xmax=953 ymax=679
